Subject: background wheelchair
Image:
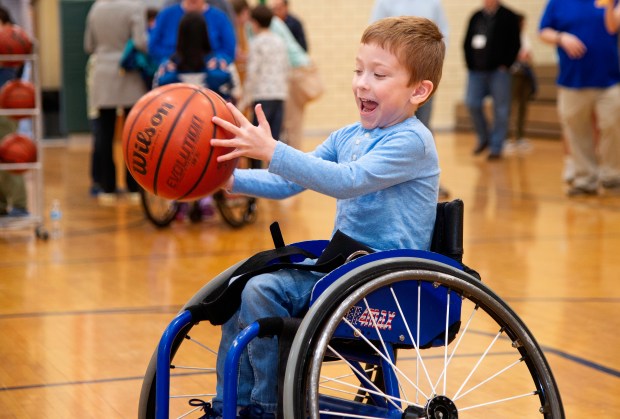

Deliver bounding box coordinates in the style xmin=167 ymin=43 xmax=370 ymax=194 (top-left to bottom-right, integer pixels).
xmin=139 ymin=157 xmax=258 ymax=229
xmin=138 ymin=199 xmax=564 ymax=418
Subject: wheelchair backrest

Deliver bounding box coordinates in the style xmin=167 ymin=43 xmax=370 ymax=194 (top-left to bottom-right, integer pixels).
xmin=430 ymin=199 xmax=464 ymax=263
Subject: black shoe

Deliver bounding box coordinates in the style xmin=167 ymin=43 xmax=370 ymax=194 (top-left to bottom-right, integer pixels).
xmin=487 ymin=153 xmax=501 ymax=161
xmin=473 ymin=141 xmax=489 ymax=155
xmin=189 ymin=399 xmax=221 ymax=418
xmin=238 ymin=404 xmax=275 ymax=418
xmin=567 ymin=185 xmax=597 ymax=197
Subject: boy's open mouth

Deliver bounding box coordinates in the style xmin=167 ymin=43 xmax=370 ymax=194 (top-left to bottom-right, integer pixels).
xmin=360 ymin=98 xmax=378 ymax=113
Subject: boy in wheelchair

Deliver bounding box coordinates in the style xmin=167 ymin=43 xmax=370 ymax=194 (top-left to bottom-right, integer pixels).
xmin=207 ymin=16 xmax=446 ymax=418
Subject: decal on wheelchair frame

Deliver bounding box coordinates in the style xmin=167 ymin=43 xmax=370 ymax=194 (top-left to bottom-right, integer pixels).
xmin=345 ymin=306 xmax=397 ymax=330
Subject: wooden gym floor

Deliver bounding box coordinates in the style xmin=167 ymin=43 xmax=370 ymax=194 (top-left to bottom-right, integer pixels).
xmin=0 ymin=131 xmax=619 ymax=417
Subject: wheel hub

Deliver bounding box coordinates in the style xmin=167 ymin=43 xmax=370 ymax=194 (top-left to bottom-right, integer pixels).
xmin=425 ymin=395 xmax=458 ymax=418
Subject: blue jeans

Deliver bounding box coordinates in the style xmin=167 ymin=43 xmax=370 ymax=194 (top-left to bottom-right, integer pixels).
xmin=465 ymin=69 xmax=513 ymax=155
xmin=215 ymin=262 xmax=323 ymax=413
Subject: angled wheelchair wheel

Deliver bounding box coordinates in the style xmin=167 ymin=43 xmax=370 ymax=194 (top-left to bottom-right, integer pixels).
xmin=140 ymin=188 xmax=179 ymax=228
xmin=138 ymin=261 xmax=245 ymax=419
xmin=213 ymin=157 xmax=258 ymax=229
xmin=213 ymin=191 xmax=257 ymax=228
xmin=283 ymin=256 xmax=564 ymax=419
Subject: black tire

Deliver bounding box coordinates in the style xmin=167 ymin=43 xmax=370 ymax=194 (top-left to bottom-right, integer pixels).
xmin=283 ymin=257 xmax=564 ymax=419
xmin=140 ymin=188 xmax=178 ymax=228
xmin=213 ymin=157 xmax=258 ymax=229
xmin=138 ymin=261 xmax=246 ymax=419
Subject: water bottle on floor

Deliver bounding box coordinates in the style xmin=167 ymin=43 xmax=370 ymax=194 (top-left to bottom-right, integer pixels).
xmin=50 ymin=199 xmax=62 ymax=239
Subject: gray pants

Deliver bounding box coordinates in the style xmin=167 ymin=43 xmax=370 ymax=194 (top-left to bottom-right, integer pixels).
xmin=558 ymin=84 xmax=620 ymax=189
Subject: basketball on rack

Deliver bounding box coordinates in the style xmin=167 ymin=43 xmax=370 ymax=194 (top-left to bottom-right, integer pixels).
xmin=0 ymin=24 xmax=33 ymax=67
xmin=122 ymin=83 xmax=239 ymax=201
xmin=0 ymin=133 xmax=37 ymax=173
xmin=0 ymin=80 xmax=36 ymax=119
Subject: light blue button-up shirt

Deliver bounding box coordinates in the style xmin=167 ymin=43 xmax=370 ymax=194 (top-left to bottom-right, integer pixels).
xmin=232 ymin=117 xmax=440 ymax=251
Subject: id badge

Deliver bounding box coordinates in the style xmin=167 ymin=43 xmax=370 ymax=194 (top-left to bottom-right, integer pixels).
xmin=472 ymin=34 xmax=487 ymax=49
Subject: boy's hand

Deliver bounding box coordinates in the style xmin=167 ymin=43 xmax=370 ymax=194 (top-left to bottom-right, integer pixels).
xmin=211 ymin=103 xmax=278 ymax=164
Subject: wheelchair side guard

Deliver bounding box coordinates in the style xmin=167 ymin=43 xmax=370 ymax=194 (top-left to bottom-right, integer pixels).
xmin=309 ymin=251 xmax=466 ymax=349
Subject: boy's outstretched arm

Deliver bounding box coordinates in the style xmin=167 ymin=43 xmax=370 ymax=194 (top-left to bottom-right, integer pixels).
xmin=211 ymin=103 xmax=278 ymax=164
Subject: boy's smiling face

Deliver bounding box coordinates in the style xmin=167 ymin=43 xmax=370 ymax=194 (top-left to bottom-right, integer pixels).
xmin=353 ymin=42 xmax=422 ymax=130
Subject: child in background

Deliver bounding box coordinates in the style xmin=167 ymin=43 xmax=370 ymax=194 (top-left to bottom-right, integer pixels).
xmin=202 ymin=16 xmax=445 ymax=418
xmin=153 ymin=11 xmax=239 ymax=220
xmin=238 ymin=4 xmax=289 ymax=146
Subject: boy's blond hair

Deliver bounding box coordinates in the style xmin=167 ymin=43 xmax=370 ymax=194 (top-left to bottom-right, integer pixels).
xmin=361 ymin=16 xmax=445 ymax=104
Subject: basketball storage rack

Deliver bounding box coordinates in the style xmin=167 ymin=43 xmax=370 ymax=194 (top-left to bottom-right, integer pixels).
xmin=0 ymin=45 xmax=47 ymax=239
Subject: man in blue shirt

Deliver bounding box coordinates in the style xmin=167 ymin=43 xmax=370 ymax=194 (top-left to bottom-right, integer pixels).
xmin=148 ymin=0 xmax=236 ymax=65
xmin=540 ymin=0 xmax=620 ymax=196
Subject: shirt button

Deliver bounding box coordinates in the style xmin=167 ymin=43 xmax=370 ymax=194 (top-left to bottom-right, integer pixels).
xmin=365 ymin=133 xmax=370 ymax=138
xmin=353 ymin=154 xmax=357 ymax=160
xmin=355 ymin=139 xmax=360 ymax=145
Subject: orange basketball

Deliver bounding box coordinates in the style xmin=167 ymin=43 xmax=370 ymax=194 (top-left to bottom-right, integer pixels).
xmin=122 ymin=83 xmax=239 ymax=201
xmin=0 ymin=133 xmax=37 ymax=173
xmin=0 ymin=24 xmax=33 ymax=67
xmin=0 ymin=80 xmax=36 ymax=119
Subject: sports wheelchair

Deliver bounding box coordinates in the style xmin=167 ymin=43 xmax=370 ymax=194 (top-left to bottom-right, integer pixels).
xmin=138 ymin=199 xmax=564 ymax=419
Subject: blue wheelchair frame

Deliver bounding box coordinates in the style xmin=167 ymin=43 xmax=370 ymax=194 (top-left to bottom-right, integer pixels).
xmin=154 ymin=240 xmax=464 ymax=419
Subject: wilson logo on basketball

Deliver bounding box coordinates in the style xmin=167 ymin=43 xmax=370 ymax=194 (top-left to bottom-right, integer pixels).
xmin=166 ymin=115 xmax=204 ymax=189
xmin=131 ymin=102 xmax=175 ymax=176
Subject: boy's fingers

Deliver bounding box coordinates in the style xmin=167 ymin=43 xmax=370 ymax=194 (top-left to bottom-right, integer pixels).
xmin=212 ymin=115 xmax=239 ymax=134
xmin=254 ymin=103 xmax=270 ymax=129
xmin=211 ymin=138 xmax=235 ymax=148
xmin=217 ymin=149 xmax=242 ymax=162
xmin=225 ymin=101 xmax=249 ymax=126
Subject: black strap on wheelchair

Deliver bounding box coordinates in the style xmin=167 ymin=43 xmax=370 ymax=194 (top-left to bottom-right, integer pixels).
xmin=191 ymin=224 xmax=374 ymax=325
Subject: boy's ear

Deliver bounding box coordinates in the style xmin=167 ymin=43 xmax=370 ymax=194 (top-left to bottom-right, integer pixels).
xmin=410 ymin=80 xmax=434 ymax=105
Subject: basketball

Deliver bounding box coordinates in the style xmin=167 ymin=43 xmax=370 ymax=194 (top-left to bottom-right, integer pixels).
xmin=0 ymin=24 xmax=33 ymax=67
xmin=122 ymin=83 xmax=239 ymax=201
xmin=0 ymin=133 xmax=37 ymax=173
xmin=0 ymin=80 xmax=36 ymax=119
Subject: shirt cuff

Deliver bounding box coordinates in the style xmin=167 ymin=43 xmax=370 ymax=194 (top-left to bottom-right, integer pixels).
xmin=268 ymin=141 xmax=288 ymax=175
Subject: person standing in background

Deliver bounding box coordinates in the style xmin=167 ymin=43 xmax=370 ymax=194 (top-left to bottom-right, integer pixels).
xmin=505 ymin=13 xmax=536 ymax=155
xmin=270 ymin=0 xmax=307 ymax=52
xmin=230 ymin=0 xmax=250 ymax=90
xmin=239 ymin=4 xmax=288 ymax=146
xmin=539 ymin=0 xmax=620 ymax=196
xmin=370 ymin=0 xmax=450 ymax=198
xmin=148 ymin=0 xmax=236 ymax=65
xmin=233 ymin=0 xmax=317 ymax=150
xmin=84 ymin=0 xmax=148 ymax=201
xmin=463 ymin=0 xmax=520 ymax=161
xmin=161 ymin=0 xmax=236 ymax=24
